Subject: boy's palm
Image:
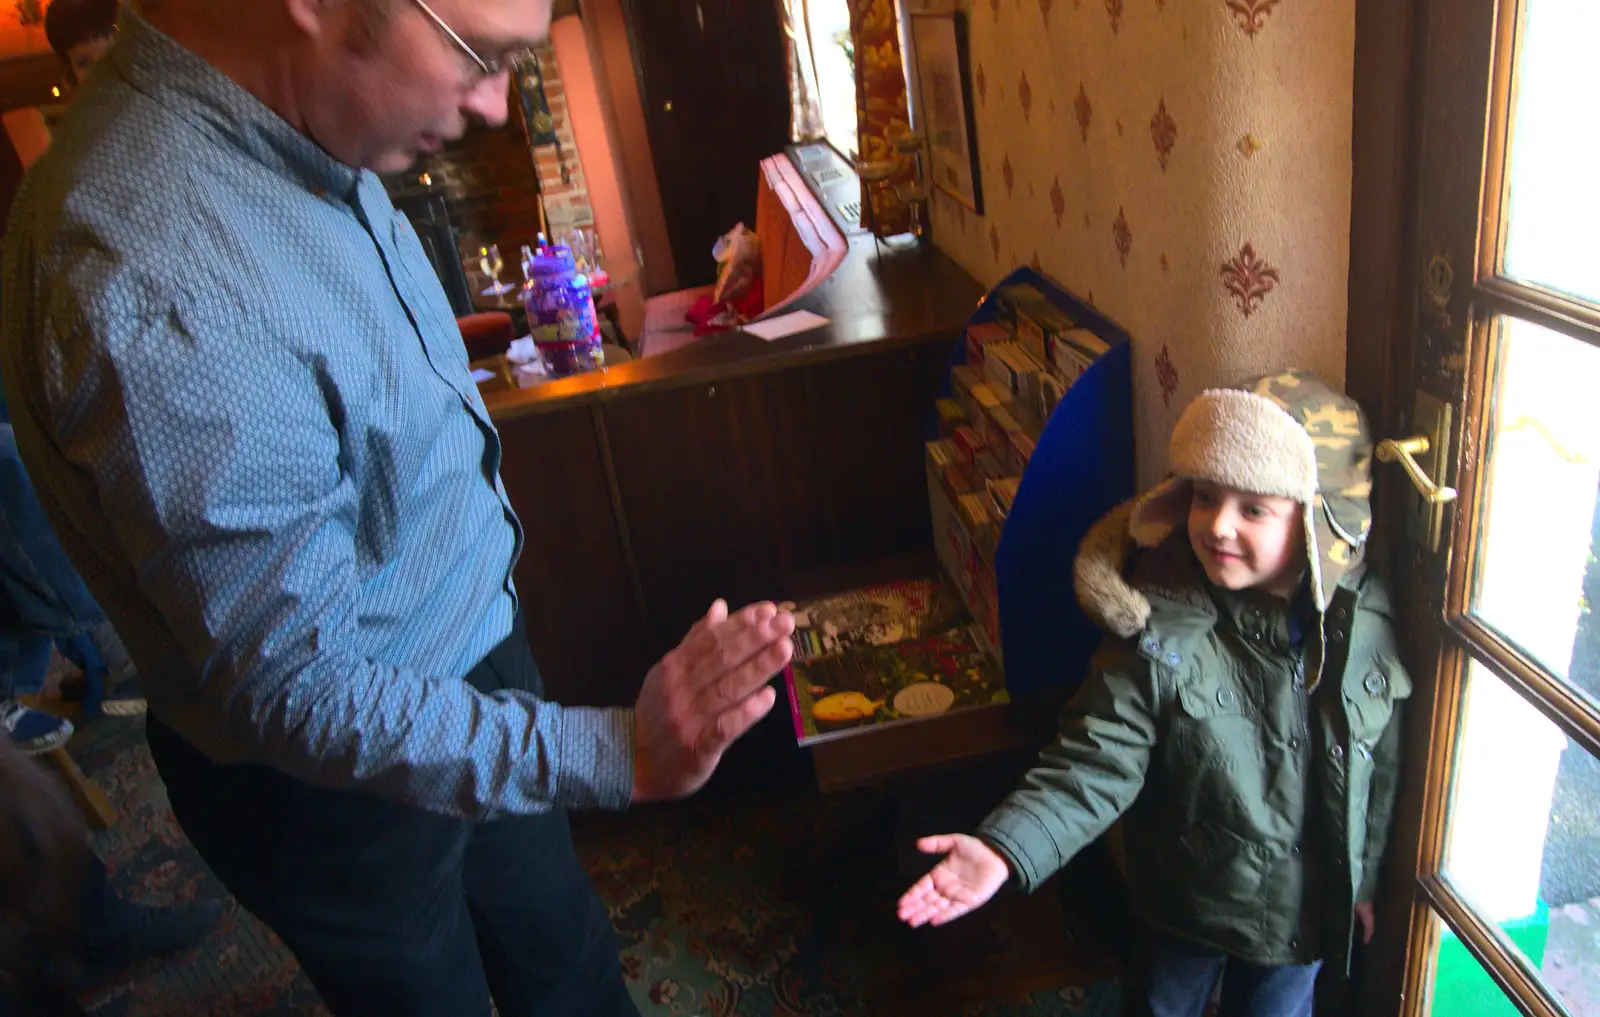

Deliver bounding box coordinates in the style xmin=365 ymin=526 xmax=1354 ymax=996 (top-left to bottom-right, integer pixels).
xmin=897 ymin=834 xmax=1010 ymax=928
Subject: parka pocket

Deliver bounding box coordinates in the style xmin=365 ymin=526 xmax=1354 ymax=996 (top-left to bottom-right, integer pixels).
xmin=1344 ymin=659 xmax=1413 ymax=742
xmin=1173 ymin=677 xmax=1254 ymax=770
xmin=1177 ymin=677 xmax=1250 ymax=719
xmin=1176 ymin=821 xmax=1265 ymax=907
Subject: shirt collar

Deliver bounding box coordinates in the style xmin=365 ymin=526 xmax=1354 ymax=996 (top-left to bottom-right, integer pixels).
xmin=112 ymin=12 xmax=362 ymax=202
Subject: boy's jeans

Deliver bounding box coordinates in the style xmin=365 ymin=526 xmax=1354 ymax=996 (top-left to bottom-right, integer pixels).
xmin=1124 ymin=929 xmax=1322 ymax=1017
xmin=0 ymin=423 xmax=111 ymax=705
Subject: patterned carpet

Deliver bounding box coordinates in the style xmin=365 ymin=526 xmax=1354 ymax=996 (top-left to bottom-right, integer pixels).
xmin=65 ymin=715 xmax=1122 ymax=1016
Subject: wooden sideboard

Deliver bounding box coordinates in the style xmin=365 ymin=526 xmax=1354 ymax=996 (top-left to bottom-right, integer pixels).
xmin=486 ymin=238 xmax=985 ymax=714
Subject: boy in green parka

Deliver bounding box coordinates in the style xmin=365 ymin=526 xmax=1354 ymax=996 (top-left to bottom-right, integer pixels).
xmin=899 ymin=371 xmax=1411 ymax=1017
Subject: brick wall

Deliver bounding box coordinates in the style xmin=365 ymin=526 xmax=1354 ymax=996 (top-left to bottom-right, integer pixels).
xmin=532 ymin=42 xmax=596 ymax=240
xmin=383 ymin=43 xmax=596 ymax=271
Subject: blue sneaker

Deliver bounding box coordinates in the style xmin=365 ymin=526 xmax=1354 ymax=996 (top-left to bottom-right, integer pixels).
xmin=1 ymin=698 xmax=74 ymax=754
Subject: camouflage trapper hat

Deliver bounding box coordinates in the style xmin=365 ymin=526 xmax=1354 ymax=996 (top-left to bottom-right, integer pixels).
xmin=1127 ymin=370 xmax=1374 ymax=612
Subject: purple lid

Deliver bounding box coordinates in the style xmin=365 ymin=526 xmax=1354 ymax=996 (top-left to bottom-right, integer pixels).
xmin=528 ymin=245 xmax=578 ymax=278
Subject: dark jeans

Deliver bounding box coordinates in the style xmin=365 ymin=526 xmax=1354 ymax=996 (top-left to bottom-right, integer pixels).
xmin=1124 ymin=929 xmax=1321 ymax=1017
xmin=0 ymin=421 xmax=111 ymax=708
xmin=147 ymin=615 xmax=638 ymax=1017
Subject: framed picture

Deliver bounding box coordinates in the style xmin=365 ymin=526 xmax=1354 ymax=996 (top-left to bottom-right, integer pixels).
xmin=910 ymin=11 xmax=984 ymax=214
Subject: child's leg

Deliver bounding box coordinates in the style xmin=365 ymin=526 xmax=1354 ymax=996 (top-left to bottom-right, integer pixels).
xmin=1122 ymin=929 xmax=1226 ymax=1017
xmin=1216 ymin=957 xmax=1322 ymax=1017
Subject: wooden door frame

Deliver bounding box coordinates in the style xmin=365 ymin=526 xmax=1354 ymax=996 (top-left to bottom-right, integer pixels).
xmin=1343 ymin=0 xmax=1429 ymax=1011
xmin=1343 ymin=0 xmax=1558 ymax=1012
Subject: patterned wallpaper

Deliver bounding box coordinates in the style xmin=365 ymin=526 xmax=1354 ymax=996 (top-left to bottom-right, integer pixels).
xmin=910 ymin=0 xmax=1354 ymax=485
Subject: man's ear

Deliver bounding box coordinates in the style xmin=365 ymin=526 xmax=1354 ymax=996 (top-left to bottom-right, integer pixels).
xmin=283 ymin=0 xmax=351 ymax=41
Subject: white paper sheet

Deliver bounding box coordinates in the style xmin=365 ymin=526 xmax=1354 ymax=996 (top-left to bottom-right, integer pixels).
xmin=743 ymin=310 xmax=831 ymax=341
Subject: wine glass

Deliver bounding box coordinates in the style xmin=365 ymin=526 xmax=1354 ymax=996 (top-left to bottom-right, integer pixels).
xmin=478 ymin=244 xmax=510 ymax=295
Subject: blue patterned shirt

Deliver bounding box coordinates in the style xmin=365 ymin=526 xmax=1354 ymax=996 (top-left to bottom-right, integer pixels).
xmin=0 ymin=15 xmax=633 ymax=818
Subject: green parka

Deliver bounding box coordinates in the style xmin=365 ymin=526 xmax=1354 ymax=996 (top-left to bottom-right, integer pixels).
xmin=976 ymin=503 xmax=1410 ymax=975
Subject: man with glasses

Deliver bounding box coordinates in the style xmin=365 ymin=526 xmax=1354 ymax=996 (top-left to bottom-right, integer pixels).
xmin=0 ymin=2 xmax=795 ymax=1014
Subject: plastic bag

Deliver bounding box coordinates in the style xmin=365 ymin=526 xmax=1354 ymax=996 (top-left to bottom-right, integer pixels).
xmin=712 ymin=223 xmax=762 ymax=305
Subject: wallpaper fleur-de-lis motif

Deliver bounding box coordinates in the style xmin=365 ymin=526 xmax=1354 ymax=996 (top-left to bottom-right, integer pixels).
xmin=1221 ymin=243 xmax=1282 ymax=317
xmin=1225 ymin=0 xmax=1281 ymax=38
xmin=1155 ymin=345 xmax=1180 ymax=406
xmin=1113 ymin=208 xmax=1133 ymax=267
xmin=921 ymin=0 xmax=1353 ymax=485
xmin=1150 ymin=99 xmax=1177 ymax=170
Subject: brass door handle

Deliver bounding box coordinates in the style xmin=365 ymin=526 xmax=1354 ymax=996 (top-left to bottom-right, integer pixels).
xmin=1376 ymin=437 xmax=1458 ymax=504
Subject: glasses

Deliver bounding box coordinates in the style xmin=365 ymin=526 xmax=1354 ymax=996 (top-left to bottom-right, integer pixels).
xmin=408 ymin=0 xmax=516 ymax=80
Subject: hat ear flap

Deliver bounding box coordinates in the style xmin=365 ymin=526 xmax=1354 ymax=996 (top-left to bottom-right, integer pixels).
xmin=1128 ymin=478 xmax=1192 ymax=549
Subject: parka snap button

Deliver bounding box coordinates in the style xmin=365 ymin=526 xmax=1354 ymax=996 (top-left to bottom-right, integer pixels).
xmin=1292 ymin=844 xmax=1301 ymax=856
xmin=1332 ymin=607 xmax=1348 ymax=621
xmin=1144 ymin=637 xmax=1160 ymax=653
xmin=1330 ymin=744 xmax=1345 ymax=762
xmin=1217 ymin=688 xmax=1236 ymax=708
xmin=1364 ymin=673 xmax=1388 ymax=696
xmin=1291 ymin=937 xmax=1300 ymax=950
xmin=1167 ymin=652 xmax=1182 ymax=667
xmin=1290 ymin=736 xmax=1301 ymax=750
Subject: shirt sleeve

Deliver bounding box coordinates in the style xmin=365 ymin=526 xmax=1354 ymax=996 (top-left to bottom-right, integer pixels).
xmin=32 ymin=258 xmax=634 ymax=820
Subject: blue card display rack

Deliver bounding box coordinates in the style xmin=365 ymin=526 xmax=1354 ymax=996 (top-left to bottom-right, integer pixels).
xmin=935 ymin=267 xmax=1136 ymax=700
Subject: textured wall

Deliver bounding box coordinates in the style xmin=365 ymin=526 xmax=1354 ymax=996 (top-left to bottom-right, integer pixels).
xmin=915 ymin=0 xmax=1353 ymax=485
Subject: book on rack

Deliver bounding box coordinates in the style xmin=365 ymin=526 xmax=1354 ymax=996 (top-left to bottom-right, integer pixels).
xmin=783 ymin=619 xmax=1010 ymax=746
xmin=782 ymin=577 xmax=967 ymax=662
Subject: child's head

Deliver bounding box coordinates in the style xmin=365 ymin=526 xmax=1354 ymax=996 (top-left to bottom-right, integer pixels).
xmin=1186 ymin=480 xmax=1307 ymax=598
xmin=1128 ymin=370 xmax=1374 ymax=611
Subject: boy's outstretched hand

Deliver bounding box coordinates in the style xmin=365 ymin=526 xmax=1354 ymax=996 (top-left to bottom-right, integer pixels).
xmin=897 ymin=834 xmax=1011 ymax=928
